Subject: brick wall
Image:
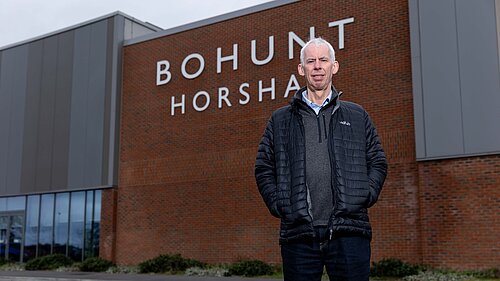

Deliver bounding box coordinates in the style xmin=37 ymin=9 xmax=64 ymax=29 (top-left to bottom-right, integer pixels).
xmin=418 ymin=156 xmax=500 ymax=269
xmin=98 ymin=0 xmax=499 ymax=269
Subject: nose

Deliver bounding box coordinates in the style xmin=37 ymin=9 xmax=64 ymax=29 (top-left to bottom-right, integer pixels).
xmin=314 ymin=59 xmax=321 ymax=69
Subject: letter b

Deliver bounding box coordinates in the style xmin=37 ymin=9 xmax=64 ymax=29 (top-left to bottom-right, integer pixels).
xmin=156 ymin=60 xmax=171 ymax=86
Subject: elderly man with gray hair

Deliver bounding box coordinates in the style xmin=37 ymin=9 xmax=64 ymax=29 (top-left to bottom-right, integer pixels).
xmin=255 ymin=37 xmax=387 ymax=281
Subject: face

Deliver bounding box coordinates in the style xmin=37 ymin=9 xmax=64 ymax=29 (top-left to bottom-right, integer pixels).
xmin=298 ymin=44 xmax=339 ymax=92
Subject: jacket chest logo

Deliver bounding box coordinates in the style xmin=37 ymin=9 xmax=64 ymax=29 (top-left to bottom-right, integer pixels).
xmin=339 ymin=121 xmax=351 ymax=126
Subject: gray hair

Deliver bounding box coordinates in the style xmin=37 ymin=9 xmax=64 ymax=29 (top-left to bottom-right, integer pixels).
xmin=300 ymin=38 xmax=336 ymax=65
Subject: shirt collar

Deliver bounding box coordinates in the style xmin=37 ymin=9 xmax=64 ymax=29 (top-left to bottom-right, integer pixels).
xmin=302 ymin=90 xmax=332 ymax=114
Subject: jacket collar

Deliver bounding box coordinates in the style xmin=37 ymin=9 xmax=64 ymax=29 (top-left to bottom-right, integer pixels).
xmin=291 ymin=86 xmax=342 ymax=113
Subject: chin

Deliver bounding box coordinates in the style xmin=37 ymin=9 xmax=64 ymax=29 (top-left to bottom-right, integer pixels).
xmin=310 ymin=85 xmax=327 ymax=91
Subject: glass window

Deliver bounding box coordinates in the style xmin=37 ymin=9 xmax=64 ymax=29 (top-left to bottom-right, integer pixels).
xmin=93 ymin=190 xmax=101 ymax=257
xmin=84 ymin=191 xmax=94 ymax=259
xmin=0 ymin=198 xmax=6 ymax=212
xmin=23 ymin=195 xmax=40 ymax=261
xmin=0 ymin=216 xmax=7 ymax=259
xmin=7 ymin=197 xmax=25 ymax=211
xmin=68 ymin=192 xmax=84 ymax=261
xmin=39 ymin=194 xmax=54 ymax=257
xmin=83 ymin=190 xmax=102 ymax=259
xmin=53 ymin=193 xmax=69 ymax=255
xmin=8 ymin=215 xmax=23 ymax=262
xmin=3 ymin=189 xmax=103 ymax=260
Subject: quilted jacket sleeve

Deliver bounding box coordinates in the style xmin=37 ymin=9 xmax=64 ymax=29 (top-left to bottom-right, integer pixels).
xmin=364 ymin=111 xmax=388 ymax=208
xmin=255 ymin=116 xmax=281 ymax=218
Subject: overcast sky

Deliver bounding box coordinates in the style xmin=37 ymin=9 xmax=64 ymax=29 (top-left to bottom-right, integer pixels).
xmin=0 ymin=0 xmax=274 ymax=48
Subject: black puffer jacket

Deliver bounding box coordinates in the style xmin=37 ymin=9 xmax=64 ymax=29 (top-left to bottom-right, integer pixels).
xmin=255 ymin=87 xmax=387 ymax=243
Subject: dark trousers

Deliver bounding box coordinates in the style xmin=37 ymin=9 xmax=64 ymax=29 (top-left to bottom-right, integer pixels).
xmin=281 ymin=227 xmax=371 ymax=281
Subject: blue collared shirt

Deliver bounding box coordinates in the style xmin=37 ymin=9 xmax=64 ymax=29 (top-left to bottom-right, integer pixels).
xmin=302 ymin=90 xmax=332 ymax=115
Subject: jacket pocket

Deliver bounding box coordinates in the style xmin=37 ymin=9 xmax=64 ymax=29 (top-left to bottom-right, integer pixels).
xmin=335 ymin=178 xmax=371 ymax=215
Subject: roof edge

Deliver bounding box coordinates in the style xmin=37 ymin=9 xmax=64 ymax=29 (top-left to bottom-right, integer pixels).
xmin=123 ymin=0 xmax=299 ymax=46
xmin=0 ymin=11 xmax=162 ymax=51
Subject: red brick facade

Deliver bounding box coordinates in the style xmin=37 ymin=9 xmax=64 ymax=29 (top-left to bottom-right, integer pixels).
xmin=99 ymin=0 xmax=499 ymax=270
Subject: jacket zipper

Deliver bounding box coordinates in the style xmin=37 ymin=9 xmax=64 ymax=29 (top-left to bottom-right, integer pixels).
xmin=323 ymin=114 xmax=328 ymax=140
xmin=316 ymin=115 xmax=322 ymax=143
xmin=297 ymin=114 xmax=315 ymax=226
xmin=327 ymin=97 xmax=341 ymax=240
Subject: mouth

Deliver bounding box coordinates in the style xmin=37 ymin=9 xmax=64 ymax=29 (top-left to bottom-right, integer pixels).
xmin=312 ymin=74 xmax=324 ymax=81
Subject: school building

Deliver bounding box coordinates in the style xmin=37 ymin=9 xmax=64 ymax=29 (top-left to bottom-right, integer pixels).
xmin=0 ymin=0 xmax=499 ymax=270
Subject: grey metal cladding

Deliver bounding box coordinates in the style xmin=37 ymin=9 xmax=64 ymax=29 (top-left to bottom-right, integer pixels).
xmin=109 ymin=16 xmax=125 ymax=186
xmin=68 ymin=24 xmax=91 ymax=189
xmin=419 ymin=0 xmax=465 ymax=158
xmin=21 ymin=41 xmax=44 ymax=194
xmin=85 ymin=19 xmax=108 ymax=187
xmin=101 ymin=17 xmax=120 ymax=186
xmin=0 ymin=13 xmax=157 ymax=196
xmin=51 ymin=30 xmax=74 ymax=190
xmin=408 ymin=0 xmax=426 ymax=159
xmin=124 ymin=18 xmax=159 ymax=40
xmin=6 ymin=45 xmax=29 ymax=195
xmin=0 ymin=50 xmax=4 ymax=195
xmin=68 ymin=19 xmax=109 ymax=189
xmin=456 ymin=0 xmax=500 ymax=154
xmin=36 ymin=35 xmax=58 ymax=191
xmin=410 ymin=0 xmax=500 ymax=160
xmin=68 ymin=24 xmax=95 ymax=189
xmin=497 ymin=0 xmax=500 ymax=73
xmin=0 ymin=45 xmax=29 ymax=195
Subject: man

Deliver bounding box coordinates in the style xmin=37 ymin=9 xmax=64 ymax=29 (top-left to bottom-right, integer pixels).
xmin=255 ymin=38 xmax=387 ymax=281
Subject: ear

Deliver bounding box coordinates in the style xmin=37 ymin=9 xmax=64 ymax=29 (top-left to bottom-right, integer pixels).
xmin=332 ymin=61 xmax=339 ymax=75
xmin=298 ymin=63 xmax=305 ymax=76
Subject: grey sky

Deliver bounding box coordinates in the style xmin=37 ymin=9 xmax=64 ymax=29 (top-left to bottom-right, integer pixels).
xmin=0 ymin=0 xmax=273 ymax=48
